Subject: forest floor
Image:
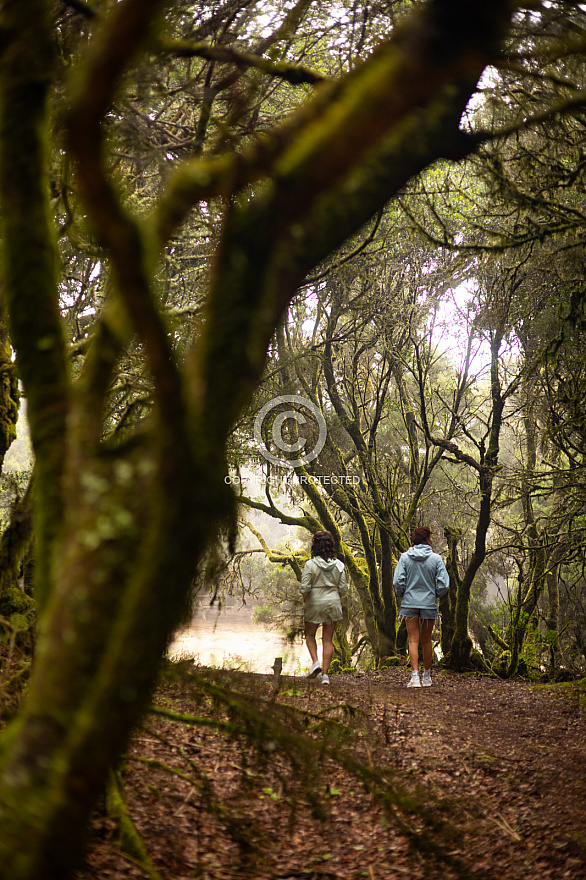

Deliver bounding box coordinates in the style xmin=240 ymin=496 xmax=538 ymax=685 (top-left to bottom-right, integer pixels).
xmin=77 ymin=663 xmax=586 ymax=880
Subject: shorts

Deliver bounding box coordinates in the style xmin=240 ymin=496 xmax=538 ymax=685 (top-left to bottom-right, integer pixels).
xmin=399 ymin=607 xmax=438 ymax=620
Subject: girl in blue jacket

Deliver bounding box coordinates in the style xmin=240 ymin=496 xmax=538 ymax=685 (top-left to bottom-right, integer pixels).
xmin=393 ymin=526 xmax=449 ymax=687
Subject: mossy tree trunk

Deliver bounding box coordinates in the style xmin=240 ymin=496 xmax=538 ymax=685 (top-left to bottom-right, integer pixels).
xmin=505 ymin=384 xmax=569 ymax=679
xmin=546 ymin=556 xmax=561 ymax=678
xmin=269 ymin=323 xmax=397 ymax=659
xmin=506 ymin=377 xmax=547 ymax=677
xmin=448 ymin=334 xmax=506 ymax=671
xmin=428 ymin=323 xmax=511 ymax=671
xmin=0 ymin=479 xmax=34 ymax=597
xmin=544 ymin=471 xmax=567 ymax=679
xmin=319 ymin=312 xmax=400 ymax=659
xmin=440 ymin=526 xmax=461 ymax=659
xmin=333 ymin=625 xmax=353 ymax=667
xmin=0 ymin=1 xmax=514 ymax=878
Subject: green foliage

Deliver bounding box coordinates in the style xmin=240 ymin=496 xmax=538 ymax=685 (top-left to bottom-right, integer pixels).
xmin=251 ymin=603 xmax=275 ymax=626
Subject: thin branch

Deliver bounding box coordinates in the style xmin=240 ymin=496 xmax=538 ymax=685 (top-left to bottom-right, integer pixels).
xmin=471 ymin=89 xmax=586 ymax=148
xmin=301 ymin=209 xmax=385 ymax=286
xmin=159 ymin=38 xmax=326 ymax=85
xmin=67 ymin=0 xmax=188 ymax=438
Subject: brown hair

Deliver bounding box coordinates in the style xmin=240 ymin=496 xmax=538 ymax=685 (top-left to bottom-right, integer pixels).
xmin=411 ymin=526 xmax=431 ymax=546
xmin=311 ymin=530 xmax=336 ymax=561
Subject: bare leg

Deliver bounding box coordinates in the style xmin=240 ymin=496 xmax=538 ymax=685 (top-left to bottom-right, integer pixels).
xmin=322 ymin=622 xmax=335 ymax=674
xmin=304 ymin=621 xmax=319 ymax=664
xmin=421 ymin=618 xmax=435 ymax=670
xmin=405 ymin=616 xmax=421 ymax=672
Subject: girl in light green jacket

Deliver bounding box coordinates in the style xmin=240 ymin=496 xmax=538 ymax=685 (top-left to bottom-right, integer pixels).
xmin=300 ymin=530 xmax=347 ymax=685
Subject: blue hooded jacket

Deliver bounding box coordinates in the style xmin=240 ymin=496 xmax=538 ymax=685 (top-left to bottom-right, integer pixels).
xmin=393 ymin=543 xmax=449 ymax=610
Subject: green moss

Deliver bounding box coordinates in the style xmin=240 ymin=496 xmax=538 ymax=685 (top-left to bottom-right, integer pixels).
xmin=0 ymin=359 xmax=19 ymax=460
xmin=380 ymin=656 xmax=401 ymax=668
xmin=329 ymin=659 xmax=358 ymax=675
xmin=533 ymin=677 xmax=586 ymax=709
xmin=469 ymin=650 xmax=490 ymax=673
xmin=491 ymin=650 xmax=511 ymax=678
xmin=0 ymin=588 xmax=35 ymax=619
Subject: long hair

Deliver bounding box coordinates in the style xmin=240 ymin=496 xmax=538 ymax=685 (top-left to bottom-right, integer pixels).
xmin=411 ymin=526 xmax=431 ymax=545
xmin=311 ymin=530 xmax=336 ymax=561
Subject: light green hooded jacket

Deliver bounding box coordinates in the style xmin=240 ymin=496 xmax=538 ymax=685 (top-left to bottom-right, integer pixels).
xmin=300 ymin=556 xmax=347 ymax=624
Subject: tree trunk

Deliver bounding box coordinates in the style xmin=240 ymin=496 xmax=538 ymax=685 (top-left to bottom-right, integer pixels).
xmin=546 ymin=562 xmax=560 ymax=678
xmin=0 ymin=479 xmax=34 ymax=597
xmin=506 ymin=373 xmax=547 ymax=678
xmin=446 ymin=328 xmax=507 ymax=671
xmin=440 ymin=526 xmax=461 ymax=660
xmin=449 ymin=581 xmax=474 ymax=671
xmin=379 ymin=527 xmax=398 ymax=658
xmin=333 ymin=625 xmax=352 ymax=667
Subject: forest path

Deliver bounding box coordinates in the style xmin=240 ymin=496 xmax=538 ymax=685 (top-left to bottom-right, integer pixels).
xmin=343 ymin=668 xmax=586 ymax=878
xmin=79 ymin=667 xmax=586 ymax=880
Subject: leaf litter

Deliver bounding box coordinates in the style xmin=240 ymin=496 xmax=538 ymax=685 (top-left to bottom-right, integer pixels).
xmin=77 ymin=665 xmax=586 ymax=880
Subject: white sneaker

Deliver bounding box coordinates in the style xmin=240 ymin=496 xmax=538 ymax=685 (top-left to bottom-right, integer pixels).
xmin=407 ymin=671 xmax=421 ymax=688
xmin=422 ymin=670 xmax=432 ymax=687
xmin=308 ymin=660 xmax=321 ymax=678
xmin=321 ymin=673 xmax=330 ymax=685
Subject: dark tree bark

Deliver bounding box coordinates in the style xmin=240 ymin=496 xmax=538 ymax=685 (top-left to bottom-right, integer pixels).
xmin=440 ymin=526 xmax=462 ymax=659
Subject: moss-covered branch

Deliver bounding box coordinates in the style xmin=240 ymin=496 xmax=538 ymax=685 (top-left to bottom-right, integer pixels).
xmin=0 ymin=0 xmax=70 ymax=607
xmin=488 ymin=625 xmax=510 ymax=652
xmin=239 ymin=493 xmax=321 ymax=533
xmin=159 ymin=38 xmax=325 ymax=85
xmin=241 ymin=516 xmax=305 ymax=580
xmin=150 ymin=705 xmax=238 ymax=733
xmin=105 ymin=770 xmax=163 ymax=880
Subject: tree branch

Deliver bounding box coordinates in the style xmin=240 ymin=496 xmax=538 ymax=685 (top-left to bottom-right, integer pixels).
xmin=158 ymin=38 xmax=326 ymax=85
xmin=67 ymin=0 xmax=188 ymax=440
xmin=0 ymin=0 xmax=70 ymax=606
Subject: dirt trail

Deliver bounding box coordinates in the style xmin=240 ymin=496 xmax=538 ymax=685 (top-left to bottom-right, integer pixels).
xmin=80 ymin=667 xmax=586 ymax=880
xmin=342 ymin=668 xmax=586 ymax=878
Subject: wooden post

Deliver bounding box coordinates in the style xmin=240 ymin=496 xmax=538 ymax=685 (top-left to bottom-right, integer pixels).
xmin=271 ymin=657 xmax=282 ymax=683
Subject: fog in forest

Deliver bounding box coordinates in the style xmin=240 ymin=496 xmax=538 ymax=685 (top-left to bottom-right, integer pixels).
xmin=171 ymin=605 xmax=306 ymax=674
